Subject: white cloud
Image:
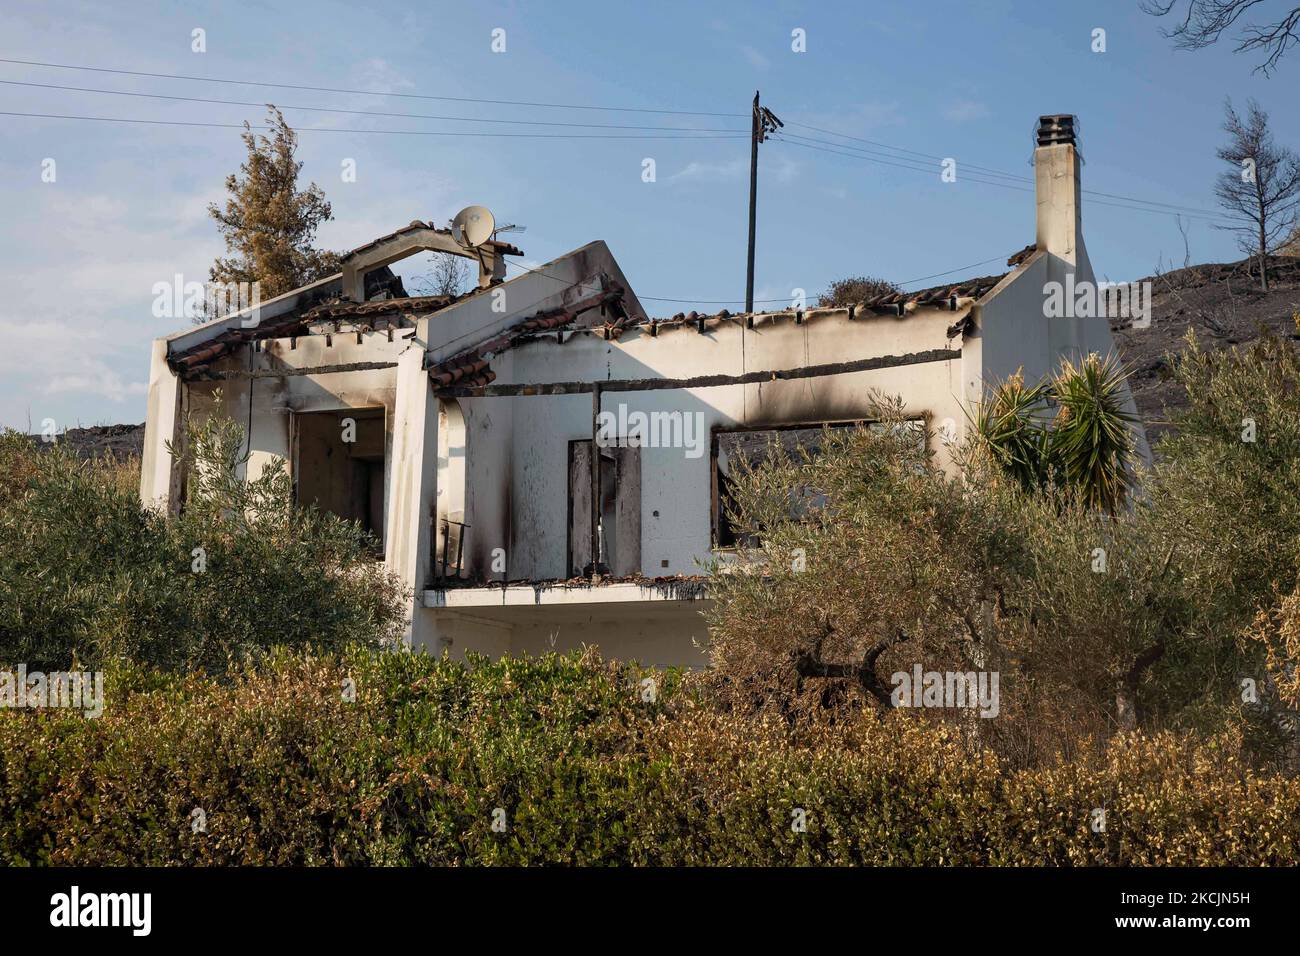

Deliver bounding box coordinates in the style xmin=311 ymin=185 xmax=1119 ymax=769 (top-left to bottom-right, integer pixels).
xmin=670 ymin=154 xmax=798 ymax=185
xmin=45 ymin=370 xmax=148 ymax=403
xmin=740 ymin=45 xmax=770 ymax=70
xmin=349 ymin=58 xmax=416 ymax=94
xmin=943 ymin=100 xmax=991 ymax=123
xmin=792 ymin=101 xmax=906 ymax=138
xmin=669 ymin=157 xmax=747 ymax=183
xmin=0 ymin=319 xmax=147 ymax=407
xmin=9 ymin=189 xmax=223 ymax=324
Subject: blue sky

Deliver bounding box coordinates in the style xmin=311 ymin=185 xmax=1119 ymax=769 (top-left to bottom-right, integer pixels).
xmin=0 ymin=0 xmax=1294 ymax=430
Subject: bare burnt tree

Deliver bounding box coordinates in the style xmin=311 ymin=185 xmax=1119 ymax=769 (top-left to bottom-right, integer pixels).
xmin=1141 ymin=1 xmax=1300 ymax=74
xmin=1176 ymin=214 xmax=1193 ymax=269
xmin=1150 ymin=217 xmax=1239 ymax=338
xmin=1214 ymin=98 xmax=1300 ymax=291
xmin=410 ymin=252 xmax=469 ymax=298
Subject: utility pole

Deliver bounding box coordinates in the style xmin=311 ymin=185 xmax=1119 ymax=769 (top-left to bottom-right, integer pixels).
xmin=745 ymin=91 xmax=783 ymax=314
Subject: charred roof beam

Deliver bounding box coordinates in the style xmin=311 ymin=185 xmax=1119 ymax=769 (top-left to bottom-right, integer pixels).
xmin=339 ymin=220 xmax=523 ymax=301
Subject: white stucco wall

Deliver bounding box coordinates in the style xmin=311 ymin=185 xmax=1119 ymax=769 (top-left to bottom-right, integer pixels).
xmin=141 ymin=135 xmax=1148 ymax=667
xmin=142 ymin=287 xmax=976 ymax=666
xmin=456 ymin=307 xmax=971 ymax=584
xmin=978 ymin=139 xmax=1150 ymax=464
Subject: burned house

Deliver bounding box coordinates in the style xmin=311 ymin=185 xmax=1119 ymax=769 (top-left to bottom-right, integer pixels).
xmin=141 ymin=115 xmax=1146 ymax=667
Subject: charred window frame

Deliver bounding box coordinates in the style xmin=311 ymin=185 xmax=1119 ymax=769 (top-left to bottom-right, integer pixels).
xmin=290 ymin=406 xmax=388 ymax=557
xmin=567 ymin=440 xmax=642 ymax=577
xmin=432 ymin=399 xmax=468 ymax=582
xmin=711 ymin=419 xmax=925 ymax=549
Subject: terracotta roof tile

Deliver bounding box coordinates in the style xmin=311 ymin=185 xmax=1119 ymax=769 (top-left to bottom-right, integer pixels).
xmin=302 ymin=294 xmax=457 ymax=321
xmin=637 ymin=271 xmax=1008 ymax=334
xmin=427 ymin=285 xmax=625 ymax=388
xmin=169 ymin=266 xmax=422 ymax=377
xmin=342 ymin=220 xmax=441 ymax=260
xmin=342 ymin=222 xmax=524 ymax=262
xmin=1007 ymin=242 xmax=1037 ymax=267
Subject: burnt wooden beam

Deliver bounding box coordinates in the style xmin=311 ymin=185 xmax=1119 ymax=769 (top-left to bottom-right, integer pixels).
xmin=421 ymin=286 xmax=624 ymax=372
xmin=589 ymin=383 xmax=602 ymax=581
xmin=195 ymin=360 xmax=399 ymax=381
xmin=438 ymin=348 xmax=961 ymax=398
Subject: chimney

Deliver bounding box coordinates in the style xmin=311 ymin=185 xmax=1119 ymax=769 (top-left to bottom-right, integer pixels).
xmin=1034 ymin=114 xmax=1083 ymax=264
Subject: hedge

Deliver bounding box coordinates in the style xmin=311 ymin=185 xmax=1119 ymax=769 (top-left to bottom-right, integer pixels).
xmin=0 ymin=648 xmax=1295 ymax=866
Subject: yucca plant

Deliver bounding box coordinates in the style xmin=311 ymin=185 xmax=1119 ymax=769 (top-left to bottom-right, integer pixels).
xmin=970 ymin=353 xmax=1138 ymax=513
xmin=969 ymin=371 xmax=1054 ymax=495
xmin=1050 ymin=353 xmax=1138 ymax=513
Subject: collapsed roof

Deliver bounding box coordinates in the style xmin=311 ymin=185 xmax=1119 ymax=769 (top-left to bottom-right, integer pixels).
xmin=164 ymin=213 xmax=1033 ymax=384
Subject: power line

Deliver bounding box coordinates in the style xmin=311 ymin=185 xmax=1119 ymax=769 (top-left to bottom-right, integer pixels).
xmin=0 ymin=110 xmax=747 ymax=140
xmin=0 ymin=79 xmax=747 ymax=132
xmin=784 ymin=120 xmax=1032 ymax=181
xmin=1087 ymin=188 xmax=1243 ymax=221
xmin=504 ymin=258 xmax=793 ymax=304
xmin=774 ymin=135 xmax=1034 ymax=192
xmin=896 ymin=256 xmax=1010 ymax=287
xmin=782 ymin=123 xmax=1241 ymax=222
xmin=785 ymin=119 xmax=941 ymax=158
xmin=22 ymin=77 xmax=1222 ymax=219
xmin=504 ymin=254 xmax=1012 ymax=307
xmin=1 ymin=61 xmax=1251 ymax=287
xmin=0 ymin=57 xmax=746 ymax=117
xmin=781 ymin=130 xmax=1032 ymax=184
xmin=773 ymin=134 xmax=1245 ymax=225
xmin=777 ymin=132 xmax=1031 ymax=186
xmin=0 ymin=58 xmax=1238 ymax=222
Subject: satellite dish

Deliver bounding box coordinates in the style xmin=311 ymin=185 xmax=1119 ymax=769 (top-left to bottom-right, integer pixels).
xmin=451 ymin=205 xmax=495 ymax=247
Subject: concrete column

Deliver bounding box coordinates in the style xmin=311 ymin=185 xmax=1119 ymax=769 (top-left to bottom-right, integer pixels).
xmin=139 ymin=338 xmax=185 ymax=514
xmin=385 ymin=345 xmax=440 ymax=650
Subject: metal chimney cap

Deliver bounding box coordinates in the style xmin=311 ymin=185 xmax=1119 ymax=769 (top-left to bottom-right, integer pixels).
xmin=1036 ymin=114 xmax=1079 ymax=148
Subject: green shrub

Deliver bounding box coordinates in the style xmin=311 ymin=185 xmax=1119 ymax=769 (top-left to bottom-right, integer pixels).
xmin=0 ymin=418 xmax=404 ymax=674
xmin=0 ymin=648 xmax=1294 ymax=866
xmin=704 ymin=337 xmax=1300 ymax=762
xmin=818 ymin=275 xmax=899 ymax=309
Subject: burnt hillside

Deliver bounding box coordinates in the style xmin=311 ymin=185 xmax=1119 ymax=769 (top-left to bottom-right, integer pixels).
xmin=30 ymin=423 xmax=144 ymax=461
xmin=1112 ymin=255 xmax=1300 ymax=446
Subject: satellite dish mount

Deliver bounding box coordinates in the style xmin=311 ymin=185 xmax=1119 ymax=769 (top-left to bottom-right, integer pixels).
xmin=452 ymin=205 xmax=496 ymax=249
xmin=450 ymin=205 xmax=508 ymax=290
